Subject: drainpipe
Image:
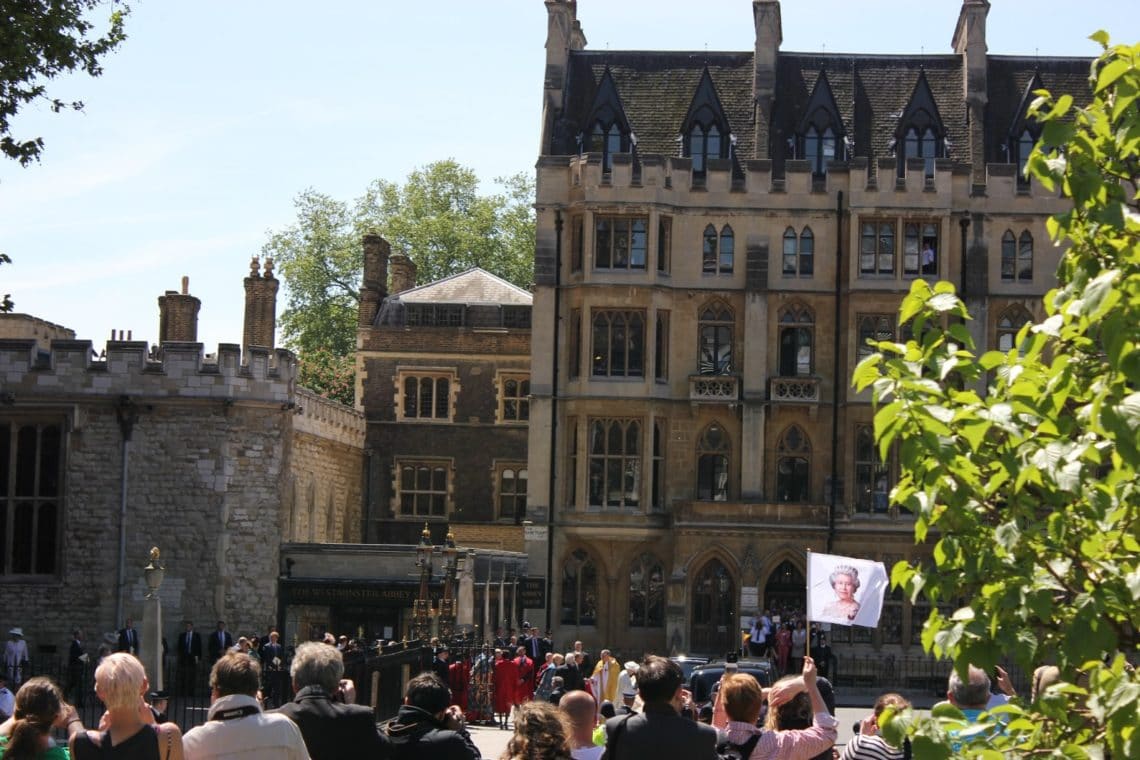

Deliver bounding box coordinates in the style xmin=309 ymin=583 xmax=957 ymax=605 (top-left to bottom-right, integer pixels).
xmin=958 ymin=216 xmax=971 ymax=298
xmin=545 ymin=210 xmax=563 ymax=633
xmin=115 ymin=396 xmax=139 ymax=630
xmin=827 ymin=192 xmax=844 ymax=552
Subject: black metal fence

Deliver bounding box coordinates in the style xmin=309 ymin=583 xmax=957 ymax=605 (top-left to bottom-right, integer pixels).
xmin=23 ymin=633 xmax=479 ymax=736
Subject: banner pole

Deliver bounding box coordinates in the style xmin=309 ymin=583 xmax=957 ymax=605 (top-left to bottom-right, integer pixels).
xmin=805 ymin=548 xmax=812 ymax=663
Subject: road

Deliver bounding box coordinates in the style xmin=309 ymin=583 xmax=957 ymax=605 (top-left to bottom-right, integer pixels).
xmin=469 ymin=705 xmax=874 ymax=758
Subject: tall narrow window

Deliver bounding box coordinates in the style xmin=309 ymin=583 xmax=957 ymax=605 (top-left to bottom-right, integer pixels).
xmin=1018 ymin=231 xmax=1033 ymax=282
xmin=696 ymin=423 xmax=730 ymax=501
xmin=592 ymin=310 xmax=645 ymax=378
xmin=800 ymin=228 xmax=814 ymax=276
xmin=657 ymin=216 xmax=671 ymax=273
xmin=782 ymin=228 xmax=798 ymax=276
xmin=860 ymin=221 xmax=895 ymax=276
xmin=904 ymin=223 xmax=938 ymax=277
xmin=775 ymin=426 xmax=811 ymax=502
xmin=719 ymin=225 xmax=734 ymax=274
xmin=655 ymin=311 xmax=669 ymax=381
xmin=854 ymin=425 xmax=890 ymax=513
xmin=778 ymin=305 xmax=814 ymax=377
xmin=587 ymin=419 xmax=641 ymax=509
xmin=902 ymin=127 xmax=939 ymax=177
xmin=568 ymin=310 xmax=581 ymax=379
xmin=652 ymin=420 xmax=665 ymax=511
xmin=698 ymin=302 xmax=733 ymax=375
xmin=783 ymin=227 xmax=814 ymax=277
xmin=1017 ymin=130 xmax=1035 ymax=185
xmin=561 ymin=549 xmax=598 ymax=626
xmin=805 ymin=126 xmax=837 ymax=176
xmin=629 ymin=554 xmax=665 ymax=627
xmin=567 ymin=419 xmax=578 ymax=508
xmin=0 ymin=422 xmax=63 ymax=575
xmin=702 ymin=225 xmax=718 ymax=274
xmin=691 ymin=125 xmax=705 ymax=173
xmin=1001 ymin=230 xmax=1017 ymax=281
xmin=591 ymin=123 xmax=625 ymax=172
xmin=570 ymin=216 xmax=584 ymax=272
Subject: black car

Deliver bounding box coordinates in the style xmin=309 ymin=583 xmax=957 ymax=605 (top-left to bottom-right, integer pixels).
xmin=669 ymin=654 xmax=710 ymax=682
xmin=687 ymin=658 xmax=776 ymax=710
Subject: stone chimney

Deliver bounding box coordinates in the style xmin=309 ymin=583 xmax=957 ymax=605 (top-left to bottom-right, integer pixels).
xmin=243 ymin=256 xmax=278 ymax=352
xmin=542 ymin=0 xmax=586 ymax=151
xmin=753 ymin=0 xmax=782 ymax=155
xmin=389 ymin=253 xmax=417 ymax=295
xmin=157 ymin=275 xmax=200 ymax=343
xmin=952 ymin=0 xmax=989 ymax=181
xmin=358 ymin=234 xmax=390 ymax=328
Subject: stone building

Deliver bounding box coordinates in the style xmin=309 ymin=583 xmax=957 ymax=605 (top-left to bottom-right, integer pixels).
xmin=0 ymin=260 xmax=366 ymax=652
xmin=527 ymin=0 xmax=1089 ymax=655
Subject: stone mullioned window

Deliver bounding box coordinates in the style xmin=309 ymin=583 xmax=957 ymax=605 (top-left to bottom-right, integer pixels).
xmin=0 ymin=420 xmax=64 ymax=576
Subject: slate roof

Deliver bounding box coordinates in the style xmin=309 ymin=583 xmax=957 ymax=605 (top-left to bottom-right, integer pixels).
xmin=394 ymin=268 xmax=533 ymax=306
xmin=550 ymin=48 xmax=1092 ymax=171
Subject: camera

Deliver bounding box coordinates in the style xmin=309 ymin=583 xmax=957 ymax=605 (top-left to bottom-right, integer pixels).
xmin=725 ymin=650 xmax=739 ymax=671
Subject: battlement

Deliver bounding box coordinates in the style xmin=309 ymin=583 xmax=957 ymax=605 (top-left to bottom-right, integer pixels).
xmin=0 ymin=339 xmax=295 ymax=402
xmin=293 ymin=387 xmax=365 ymax=448
xmin=538 ymin=151 xmax=1067 ymax=210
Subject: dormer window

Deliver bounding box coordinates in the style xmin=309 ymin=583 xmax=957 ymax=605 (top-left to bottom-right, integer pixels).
xmin=798 ymin=72 xmax=846 ymax=177
xmin=903 ymin=127 xmax=939 ymax=177
xmin=591 ymin=121 xmax=626 ymax=172
xmin=583 ymin=67 xmax=633 ymax=175
xmin=690 ymin=123 xmax=723 ymax=173
xmin=1012 ymin=129 xmax=1037 ymax=187
xmin=681 ymin=68 xmax=731 ymax=176
xmin=1008 ymin=74 xmax=1044 ymax=189
xmin=895 ymin=71 xmax=946 ymax=179
xmin=804 ymin=126 xmax=837 ymax=176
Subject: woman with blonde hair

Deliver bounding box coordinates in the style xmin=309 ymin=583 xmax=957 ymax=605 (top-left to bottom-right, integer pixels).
xmin=70 ymin=653 xmax=183 ymax=760
xmin=0 ymin=677 xmax=84 ymax=759
xmin=501 ymin=700 xmax=572 ymax=760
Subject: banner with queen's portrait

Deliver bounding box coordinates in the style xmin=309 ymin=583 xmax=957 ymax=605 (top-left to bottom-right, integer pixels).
xmin=807 ymin=551 xmax=889 ymax=628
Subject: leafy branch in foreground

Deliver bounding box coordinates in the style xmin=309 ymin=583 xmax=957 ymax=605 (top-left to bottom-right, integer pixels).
xmin=854 ymin=34 xmax=1139 ymax=758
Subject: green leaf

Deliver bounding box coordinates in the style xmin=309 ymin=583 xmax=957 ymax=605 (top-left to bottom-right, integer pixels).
xmin=931 ymin=702 xmax=966 ymax=721
xmin=1096 ymin=59 xmax=1130 ymax=93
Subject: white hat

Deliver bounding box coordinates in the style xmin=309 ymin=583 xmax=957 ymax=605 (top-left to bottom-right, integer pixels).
xmin=7 ymin=628 xmax=22 ymax=637
xmin=624 ymin=660 xmax=638 ymax=671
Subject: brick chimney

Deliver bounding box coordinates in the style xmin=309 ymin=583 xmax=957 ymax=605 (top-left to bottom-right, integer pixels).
xmin=158 ymin=275 xmax=200 ymax=343
xmin=543 ymin=0 xmax=586 ymax=143
xmin=953 ymin=0 xmax=989 ymax=181
xmin=389 ymin=253 xmax=417 ymax=295
xmin=358 ymin=234 xmax=390 ymax=327
xmin=753 ymin=0 xmax=782 ymax=156
xmin=243 ymin=255 xmax=278 ymax=352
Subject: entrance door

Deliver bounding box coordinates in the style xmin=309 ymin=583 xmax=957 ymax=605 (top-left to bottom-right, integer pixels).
xmin=690 ymin=559 xmax=736 ymax=656
xmin=763 ymin=560 xmax=806 ymax=619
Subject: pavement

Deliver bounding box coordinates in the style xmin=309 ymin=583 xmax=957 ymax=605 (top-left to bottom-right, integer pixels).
xmin=468 ymin=704 xmax=881 ymax=758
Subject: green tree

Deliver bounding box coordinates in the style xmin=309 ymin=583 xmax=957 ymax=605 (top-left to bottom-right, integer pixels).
xmin=855 ymin=35 xmax=1139 ymax=758
xmin=0 ymin=253 xmax=13 ymax=312
xmin=1 ymin=0 xmax=129 ymax=165
xmin=264 ymin=160 xmax=535 ymax=404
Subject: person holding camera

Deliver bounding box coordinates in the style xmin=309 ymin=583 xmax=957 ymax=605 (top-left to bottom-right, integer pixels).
xmin=273 ymin=642 xmax=389 ymax=759
xmin=841 ymin=693 xmax=911 ymax=760
xmin=385 ymin=672 xmax=481 ymax=759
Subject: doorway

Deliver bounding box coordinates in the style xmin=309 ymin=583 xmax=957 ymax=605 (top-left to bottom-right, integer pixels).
xmin=763 ymin=560 xmax=806 ymax=620
xmin=690 ymin=559 xmax=736 ymax=656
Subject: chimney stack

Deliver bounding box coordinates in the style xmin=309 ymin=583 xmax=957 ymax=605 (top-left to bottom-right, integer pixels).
xmin=953 ymin=0 xmax=989 ymax=181
xmin=752 ymin=0 xmax=782 ymax=156
xmin=358 ymin=234 xmax=390 ymax=328
xmin=243 ymin=256 xmax=279 ymax=353
xmin=389 ymin=253 xmax=418 ymax=295
xmin=158 ymin=276 xmax=201 ymax=343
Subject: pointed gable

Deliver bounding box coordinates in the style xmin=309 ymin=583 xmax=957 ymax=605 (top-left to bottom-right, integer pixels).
xmin=896 ymin=69 xmax=946 ymax=139
xmin=584 ymin=66 xmax=631 ymax=136
xmin=798 ymin=70 xmax=845 ymax=135
xmin=682 ymin=67 xmax=731 ymax=136
xmin=1008 ymin=70 xmax=1044 ymax=138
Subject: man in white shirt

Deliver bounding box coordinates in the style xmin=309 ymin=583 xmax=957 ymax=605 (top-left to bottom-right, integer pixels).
xmin=0 ymin=675 xmax=14 ymax=720
xmin=4 ymin=628 xmax=28 ymax=686
xmin=560 ymin=689 xmax=603 ymax=760
xmin=183 ymin=652 xmax=310 ymax=760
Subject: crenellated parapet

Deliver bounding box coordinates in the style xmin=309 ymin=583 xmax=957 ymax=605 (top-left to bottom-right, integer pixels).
xmin=293 ymin=387 xmax=365 ymax=448
xmin=0 ymin=339 xmax=295 ymax=402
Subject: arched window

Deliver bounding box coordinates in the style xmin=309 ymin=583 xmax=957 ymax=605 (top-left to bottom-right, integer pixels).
xmin=561 ymin=549 xmax=598 ymax=626
xmin=1017 ymin=129 xmax=1035 ymax=185
xmin=778 ymin=304 xmax=813 ymax=377
xmin=782 ymin=227 xmax=814 ymax=277
xmin=1001 ymin=230 xmax=1017 ymax=281
xmin=776 ymin=425 xmax=811 ymax=502
xmin=702 ymin=225 xmax=718 ymax=273
xmin=696 ymin=423 xmax=730 ymax=501
xmin=997 ymin=305 xmax=1033 ymax=353
xmin=901 ymin=126 xmax=940 ymax=178
xmin=702 ymin=225 xmax=733 ymax=275
xmin=587 ymin=418 xmax=641 ymax=509
xmin=652 ymin=420 xmax=666 ymax=511
xmin=804 ymin=126 xmax=837 ymax=176
xmin=698 ymin=302 xmax=734 ymax=375
xmin=629 ymin=554 xmax=665 ymax=628
xmin=719 ymin=225 xmax=734 ymax=274
xmin=1018 ymin=231 xmax=1034 ymax=282
xmin=689 ymin=123 xmax=724 ymax=173
xmin=857 ymin=314 xmax=896 ymax=363
xmin=590 ymin=122 xmax=625 ymax=172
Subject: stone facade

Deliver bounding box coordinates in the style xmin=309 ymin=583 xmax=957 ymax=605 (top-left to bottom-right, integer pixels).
xmin=529 ymin=0 xmax=1086 ymax=655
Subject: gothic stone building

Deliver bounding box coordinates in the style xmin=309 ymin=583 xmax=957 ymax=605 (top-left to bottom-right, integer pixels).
xmin=527 ymin=0 xmax=1089 ymax=655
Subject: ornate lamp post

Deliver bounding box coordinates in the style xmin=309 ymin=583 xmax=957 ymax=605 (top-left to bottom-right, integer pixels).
xmin=411 ymin=524 xmax=434 ymax=641
xmin=141 ymin=547 xmax=165 ymax=692
xmin=438 ymin=529 xmax=460 ymax=639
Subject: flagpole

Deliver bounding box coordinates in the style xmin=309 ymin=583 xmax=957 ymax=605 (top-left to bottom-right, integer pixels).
xmin=805 ymin=548 xmax=812 ymax=662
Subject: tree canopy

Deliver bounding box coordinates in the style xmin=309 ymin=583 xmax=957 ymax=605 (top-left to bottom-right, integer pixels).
xmin=855 ymin=35 xmax=1139 ymax=758
xmin=264 ymin=160 xmax=535 ymax=404
xmin=1 ymin=0 xmax=129 ymax=166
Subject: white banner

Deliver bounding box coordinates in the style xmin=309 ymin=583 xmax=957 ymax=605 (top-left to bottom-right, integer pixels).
xmin=807 ymin=552 xmax=889 ymax=628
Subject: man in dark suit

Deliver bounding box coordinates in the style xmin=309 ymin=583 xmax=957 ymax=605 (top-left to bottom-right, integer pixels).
xmin=117 ymin=618 xmax=139 ymax=655
xmin=67 ymin=628 xmax=87 ymax=707
xmin=207 ymin=620 xmax=233 ymax=663
xmin=261 ymin=630 xmax=287 ymax=708
xmin=554 ymin=650 xmax=585 ymax=692
xmin=176 ymin=621 xmax=202 ymax=696
xmin=524 ymin=626 xmax=548 ymax=664
xmin=273 ymin=642 xmax=389 ymax=759
xmin=602 ymin=655 xmax=717 ymax=760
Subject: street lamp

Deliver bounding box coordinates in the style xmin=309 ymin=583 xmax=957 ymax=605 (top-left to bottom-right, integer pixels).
xmin=411 ymin=524 xmax=434 ymax=641
xmin=141 ymin=547 xmax=165 ymax=692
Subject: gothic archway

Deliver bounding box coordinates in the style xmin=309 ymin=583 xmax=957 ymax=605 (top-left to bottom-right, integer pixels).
xmin=763 ymin=559 xmax=806 ymax=617
xmin=690 ymin=558 xmax=736 ymax=655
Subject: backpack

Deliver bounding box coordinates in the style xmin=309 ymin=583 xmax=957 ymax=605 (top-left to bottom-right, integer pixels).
xmin=716 ymin=732 xmax=761 ymax=760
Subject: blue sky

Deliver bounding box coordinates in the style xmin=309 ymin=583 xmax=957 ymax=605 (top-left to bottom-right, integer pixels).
xmin=1 ymin=1 xmax=1135 ymax=351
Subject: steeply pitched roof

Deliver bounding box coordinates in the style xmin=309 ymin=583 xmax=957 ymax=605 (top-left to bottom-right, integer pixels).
xmin=395 ymin=268 xmax=532 ymax=306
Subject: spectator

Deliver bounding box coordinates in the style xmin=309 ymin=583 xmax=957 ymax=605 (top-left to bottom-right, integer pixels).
xmin=206 ymin=622 xmax=232 ymax=664
xmin=504 ymin=701 xmax=572 ymax=760
xmin=841 ymin=693 xmax=911 ymax=760
xmin=71 ymin=653 xmax=184 ymax=760
xmin=3 ymin=631 xmax=28 ymax=688
xmin=182 ymin=652 xmax=309 ymax=760
xmin=547 ymin=677 xmax=566 ymax=708
xmin=0 ymin=677 xmax=86 ymax=759
xmin=0 ymin=677 xmax=13 ymax=723
xmin=1031 ymin=666 xmax=1061 ymax=702
xmin=273 ymin=642 xmax=389 ymax=759
xmin=384 ymin=672 xmax=480 ymax=760
xmin=601 ymin=656 xmax=717 ymax=760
